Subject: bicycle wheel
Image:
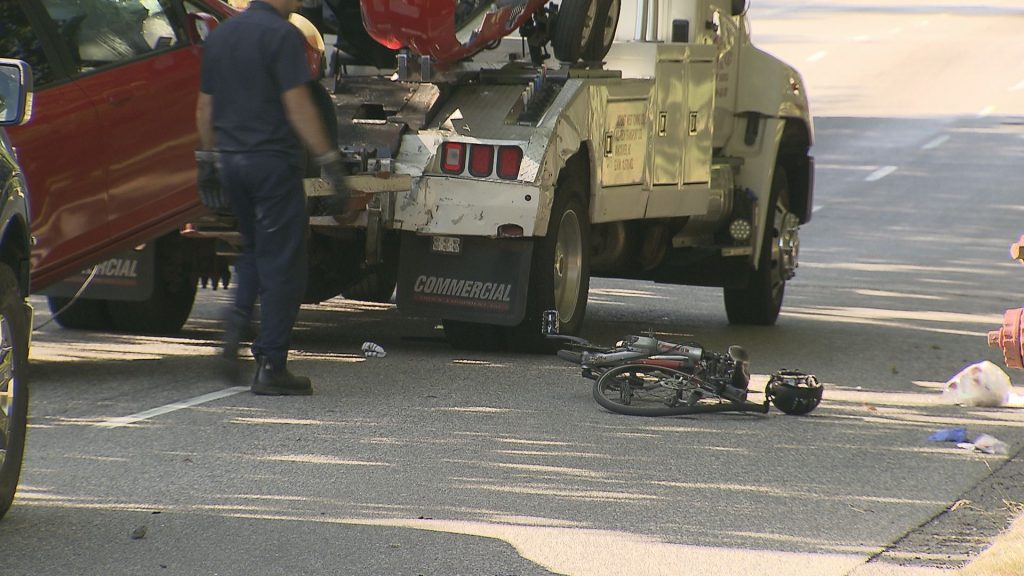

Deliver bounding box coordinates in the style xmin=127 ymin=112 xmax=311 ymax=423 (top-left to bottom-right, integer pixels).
xmin=592 ymin=364 xmax=709 ymax=416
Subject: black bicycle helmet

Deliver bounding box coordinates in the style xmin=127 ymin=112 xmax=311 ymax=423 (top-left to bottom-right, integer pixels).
xmin=766 ymin=370 xmax=822 ymax=415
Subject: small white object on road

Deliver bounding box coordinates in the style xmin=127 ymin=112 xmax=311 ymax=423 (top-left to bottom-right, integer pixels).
xmin=362 ymin=342 xmax=386 ymax=358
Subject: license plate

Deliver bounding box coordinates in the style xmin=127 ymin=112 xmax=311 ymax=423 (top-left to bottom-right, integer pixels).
xmin=431 ymin=235 xmax=462 ymax=255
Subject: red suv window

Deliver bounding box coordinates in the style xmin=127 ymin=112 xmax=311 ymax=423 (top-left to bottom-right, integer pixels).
xmin=41 ymin=0 xmax=184 ymax=73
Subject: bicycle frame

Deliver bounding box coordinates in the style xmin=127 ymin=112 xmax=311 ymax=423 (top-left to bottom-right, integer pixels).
xmin=544 ymin=310 xmax=768 ymax=416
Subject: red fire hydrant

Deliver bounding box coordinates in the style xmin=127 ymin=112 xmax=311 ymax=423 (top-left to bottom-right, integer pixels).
xmin=987 ymin=235 xmax=1024 ymax=369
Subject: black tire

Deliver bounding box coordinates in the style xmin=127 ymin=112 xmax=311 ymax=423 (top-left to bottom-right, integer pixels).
xmin=303 ymin=81 xmax=339 ymax=180
xmin=0 ymin=264 xmax=29 ymax=520
xmin=46 ymin=296 xmax=112 ymax=331
xmin=443 ymin=319 xmax=506 ymax=352
xmin=341 ymin=268 xmax=397 ymax=303
xmin=581 ymin=0 xmax=620 ymax=62
xmin=724 ymin=164 xmax=795 ymax=325
xmin=106 ymin=233 xmax=198 ymax=334
xmin=593 ymin=364 xmax=766 ymax=417
xmin=594 ymin=364 xmax=702 ymax=416
xmin=327 ymin=0 xmax=398 ymax=68
xmin=505 ymin=184 xmax=591 ymax=353
xmin=552 ymin=0 xmax=600 ymax=63
xmin=342 ymin=234 xmax=399 ymax=303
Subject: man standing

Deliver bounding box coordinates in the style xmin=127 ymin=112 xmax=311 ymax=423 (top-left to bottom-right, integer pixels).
xmin=195 ymin=0 xmax=347 ymax=395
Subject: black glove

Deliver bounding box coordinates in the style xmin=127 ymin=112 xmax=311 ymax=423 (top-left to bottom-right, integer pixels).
xmin=195 ymin=150 xmax=230 ymax=211
xmin=314 ymin=150 xmax=352 ymax=216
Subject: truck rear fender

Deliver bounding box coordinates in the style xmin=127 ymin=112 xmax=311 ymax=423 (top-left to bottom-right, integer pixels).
xmin=532 ymin=81 xmax=598 ymax=236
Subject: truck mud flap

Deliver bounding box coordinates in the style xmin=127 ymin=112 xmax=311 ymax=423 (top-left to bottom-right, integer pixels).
xmin=397 ymin=234 xmax=533 ymax=326
xmin=39 ymin=244 xmax=155 ymax=301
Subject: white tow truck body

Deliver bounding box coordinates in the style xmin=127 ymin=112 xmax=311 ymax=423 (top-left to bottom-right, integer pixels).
xmin=372 ymin=0 xmax=813 ymax=349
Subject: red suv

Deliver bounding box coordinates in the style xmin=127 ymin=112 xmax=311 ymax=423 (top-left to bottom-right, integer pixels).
xmin=1 ymin=0 xmax=234 ymax=332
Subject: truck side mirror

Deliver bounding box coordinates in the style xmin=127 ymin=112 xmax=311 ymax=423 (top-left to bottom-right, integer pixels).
xmin=0 ymin=59 xmax=32 ymax=126
xmin=731 ymin=0 xmax=749 ymax=16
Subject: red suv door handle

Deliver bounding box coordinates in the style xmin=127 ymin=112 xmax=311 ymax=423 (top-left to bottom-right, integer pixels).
xmin=106 ymin=89 xmax=134 ymax=106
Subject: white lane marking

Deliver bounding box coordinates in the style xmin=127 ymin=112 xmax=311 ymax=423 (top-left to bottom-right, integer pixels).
xmin=1012 ymin=80 xmax=1024 ymax=92
xmin=96 ymin=386 xmax=249 ymax=428
xmin=977 ymin=105 xmax=995 ymax=117
xmin=865 ymin=166 xmax=897 ymax=182
xmin=807 ymin=50 xmax=827 ymax=63
xmin=921 ymin=135 xmax=949 ymax=150
xmin=851 ymin=35 xmax=871 ymax=42
xmin=812 ymin=205 xmax=824 ymax=214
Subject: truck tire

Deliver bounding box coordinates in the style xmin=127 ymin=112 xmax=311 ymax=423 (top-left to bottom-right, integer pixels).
xmin=328 ymin=0 xmax=397 ymax=68
xmin=46 ymin=296 xmax=112 ymax=331
xmin=724 ymin=164 xmax=794 ymax=325
xmin=342 ymin=234 xmax=400 ymax=303
xmin=581 ymin=0 xmax=620 ymax=62
xmin=0 ymin=264 xmax=28 ymax=520
xmin=107 ymin=233 xmax=198 ymax=334
xmin=552 ymin=0 xmax=600 ymax=63
xmin=443 ymin=319 xmax=506 ymax=351
xmin=506 ymin=181 xmax=591 ymax=352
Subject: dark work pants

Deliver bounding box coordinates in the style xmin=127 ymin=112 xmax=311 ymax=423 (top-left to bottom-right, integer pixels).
xmin=220 ymin=151 xmax=308 ymax=369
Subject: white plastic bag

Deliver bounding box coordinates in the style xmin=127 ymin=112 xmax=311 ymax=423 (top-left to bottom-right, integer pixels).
xmin=942 ymin=361 xmax=1012 ymax=407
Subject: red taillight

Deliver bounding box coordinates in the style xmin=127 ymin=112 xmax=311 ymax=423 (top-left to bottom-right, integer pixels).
xmin=496 ymin=146 xmax=523 ymax=180
xmin=441 ymin=142 xmax=466 ymax=174
xmin=468 ymin=144 xmax=495 ymax=177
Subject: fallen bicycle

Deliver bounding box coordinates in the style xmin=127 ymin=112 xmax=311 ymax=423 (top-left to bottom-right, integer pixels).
xmin=544 ymin=314 xmax=822 ymax=417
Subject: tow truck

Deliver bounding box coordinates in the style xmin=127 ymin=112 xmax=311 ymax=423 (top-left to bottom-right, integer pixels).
xmin=196 ymin=0 xmax=815 ymax=351
xmin=280 ymin=0 xmax=812 ymax=350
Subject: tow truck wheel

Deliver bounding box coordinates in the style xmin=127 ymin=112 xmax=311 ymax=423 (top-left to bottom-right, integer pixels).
xmin=0 ymin=264 xmax=28 ymax=520
xmin=552 ymin=0 xmax=600 ymax=63
xmin=106 ymin=233 xmax=198 ymax=334
xmin=443 ymin=319 xmax=506 ymax=351
xmin=46 ymin=296 xmax=112 ymax=331
xmin=328 ymin=0 xmax=398 ymax=68
xmin=506 ymin=183 xmax=591 ymax=352
xmin=581 ymin=0 xmax=620 ymax=62
xmin=342 ymin=234 xmax=400 ymax=303
xmin=724 ymin=164 xmax=794 ymax=325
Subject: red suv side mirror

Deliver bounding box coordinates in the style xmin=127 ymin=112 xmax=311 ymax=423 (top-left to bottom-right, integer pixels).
xmin=186 ymin=12 xmax=220 ymax=44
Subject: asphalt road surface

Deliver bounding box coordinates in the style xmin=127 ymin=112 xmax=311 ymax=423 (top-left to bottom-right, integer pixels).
xmin=4 ymin=1 xmax=1024 ymax=575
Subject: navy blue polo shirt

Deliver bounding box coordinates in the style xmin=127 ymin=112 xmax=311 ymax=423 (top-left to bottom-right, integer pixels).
xmin=200 ymin=1 xmax=312 ymax=154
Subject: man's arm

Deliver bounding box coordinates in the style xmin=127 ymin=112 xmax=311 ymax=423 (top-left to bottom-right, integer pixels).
xmin=196 ymin=92 xmax=216 ymax=150
xmin=281 ymin=83 xmax=333 ymax=157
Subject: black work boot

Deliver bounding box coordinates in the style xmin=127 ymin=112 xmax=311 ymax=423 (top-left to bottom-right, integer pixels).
xmin=220 ymin=307 xmax=249 ymax=384
xmin=252 ymin=356 xmax=312 ymax=396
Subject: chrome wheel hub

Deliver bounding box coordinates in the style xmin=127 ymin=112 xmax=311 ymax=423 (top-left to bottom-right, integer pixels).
xmin=778 ymin=211 xmax=800 ymax=280
xmin=0 ymin=313 xmax=13 ymax=465
xmin=554 ymin=209 xmax=583 ymax=322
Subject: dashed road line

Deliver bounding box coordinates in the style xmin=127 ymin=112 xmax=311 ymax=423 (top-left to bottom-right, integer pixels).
xmin=977 ymin=105 xmax=995 ymax=117
xmin=921 ymin=135 xmax=949 ymax=150
xmin=95 ymin=386 xmax=249 ymax=429
xmin=1012 ymin=80 xmax=1024 ymax=92
xmin=865 ymin=166 xmax=897 ymax=182
xmin=807 ymin=50 xmax=827 ymax=63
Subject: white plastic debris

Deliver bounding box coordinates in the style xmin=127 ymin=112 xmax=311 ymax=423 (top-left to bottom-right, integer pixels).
xmin=361 ymin=342 xmax=386 ymax=358
xmin=941 ymin=361 xmax=1013 ymax=407
xmin=956 ymin=434 xmax=1009 ymax=455
xmin=972 ymin=433 xmax=1009 ymax=455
